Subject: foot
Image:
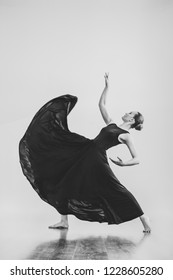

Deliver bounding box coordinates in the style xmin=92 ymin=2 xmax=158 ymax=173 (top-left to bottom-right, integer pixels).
xmin=140 ymin=215 xmax=151 ymax=233
xmin=48 ymin=221 xmax=69 ymax=229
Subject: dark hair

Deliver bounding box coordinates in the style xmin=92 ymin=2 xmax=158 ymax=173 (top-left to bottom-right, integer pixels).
xmin=131 ymin=112 xmax=144 ymax=131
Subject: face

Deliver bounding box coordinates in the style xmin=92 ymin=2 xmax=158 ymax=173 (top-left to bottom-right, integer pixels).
xmin=122 ymin=111 xmax=138 ymax=123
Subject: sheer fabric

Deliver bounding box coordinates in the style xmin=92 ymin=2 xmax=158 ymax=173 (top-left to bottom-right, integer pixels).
xmin=19 ymin=95 xmax=143 ymax=224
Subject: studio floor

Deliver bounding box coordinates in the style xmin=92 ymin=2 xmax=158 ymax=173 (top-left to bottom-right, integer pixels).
xmin=0 ymin=120 xmax=173 ymax=260
xmin=1 ymin=207 xmax=173 ymax=260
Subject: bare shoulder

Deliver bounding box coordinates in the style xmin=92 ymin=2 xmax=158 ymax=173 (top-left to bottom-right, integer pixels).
xmin=118 ymin=132 xmax=132 ymax=144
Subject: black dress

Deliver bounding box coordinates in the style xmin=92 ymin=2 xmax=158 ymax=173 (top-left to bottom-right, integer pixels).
xmin=19 ymin=94 xmax=143 ymax=224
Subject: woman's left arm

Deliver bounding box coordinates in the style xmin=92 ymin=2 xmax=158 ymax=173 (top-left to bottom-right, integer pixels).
xmin=109 ymin=134 xmax=140 ymax=166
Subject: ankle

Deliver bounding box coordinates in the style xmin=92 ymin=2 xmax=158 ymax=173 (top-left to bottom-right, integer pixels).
xmin=140 ymin=214 xmax=148 ymax=221
xmin=61 ymin=218 xmax=68 ymax=224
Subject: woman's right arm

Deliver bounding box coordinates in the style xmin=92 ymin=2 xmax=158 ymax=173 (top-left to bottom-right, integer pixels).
xmin=98 ymin=73 xmax=113 ymax=125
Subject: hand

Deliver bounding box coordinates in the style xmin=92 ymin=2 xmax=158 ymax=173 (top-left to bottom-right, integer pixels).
xmin=109 ymin=156 xmax=124 ymax=166
xmin=104 ymin=72 xmax=109 ymax=87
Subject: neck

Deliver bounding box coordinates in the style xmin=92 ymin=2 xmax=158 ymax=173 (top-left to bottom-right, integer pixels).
xmin=118 ymin=122 xmax=131 ymax=131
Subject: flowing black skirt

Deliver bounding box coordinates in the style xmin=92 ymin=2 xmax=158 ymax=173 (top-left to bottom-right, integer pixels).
xmin=19 ymin=94 xmax=143 ymax=224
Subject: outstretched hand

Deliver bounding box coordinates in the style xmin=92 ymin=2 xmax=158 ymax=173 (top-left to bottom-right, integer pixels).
xmin=104 ymin=72 xmax=109 ymax=87
xmin=109 ymin=157 xmax=124 ymax=167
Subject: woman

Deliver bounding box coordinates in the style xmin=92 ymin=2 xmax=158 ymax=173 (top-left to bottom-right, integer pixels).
xmin=19 ymin=73 xmax=151 ymax=233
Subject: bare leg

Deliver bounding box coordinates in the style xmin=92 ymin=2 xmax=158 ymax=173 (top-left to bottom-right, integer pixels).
xmin=49 ymin=215 xmax=69 ymax=229
xmin=139 ymin=214 xmax=151 ymax=233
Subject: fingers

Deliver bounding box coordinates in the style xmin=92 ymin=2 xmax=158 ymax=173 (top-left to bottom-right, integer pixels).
xmin=104 ymin=72 xmax=109 ymax=79
xmin=110 ymin=157 xmax=121 ymax=162
xmin=109 ymin=158 xmax=115 ymax=164
xmin=109 ymin=158 xmax=119 ymax=165
xmin=117 ymin=157 xmax=122 ymax=162
xmin=109 ymin=157 xmax=123 ymax=166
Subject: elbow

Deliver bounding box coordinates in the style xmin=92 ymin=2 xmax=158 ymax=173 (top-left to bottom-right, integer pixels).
xmin=99 ymin=101 xmax=106 ymax=108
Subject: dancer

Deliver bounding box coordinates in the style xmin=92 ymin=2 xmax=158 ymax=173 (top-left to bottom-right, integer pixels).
xmin=19 ymin=73 xmax=151 ymax=233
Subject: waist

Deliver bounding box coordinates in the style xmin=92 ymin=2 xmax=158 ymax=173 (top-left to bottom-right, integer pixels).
xmin=93 ymin=137 xmax=107 ymax=150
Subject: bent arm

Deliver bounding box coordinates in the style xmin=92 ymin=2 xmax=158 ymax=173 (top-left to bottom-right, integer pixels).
xmin=98 ymin=73 xmax=113 ymax=125
xmin=110 ymin=134 xmax=140 ymax=167
xmin=122 ymin=134 xmax=140 ymax=166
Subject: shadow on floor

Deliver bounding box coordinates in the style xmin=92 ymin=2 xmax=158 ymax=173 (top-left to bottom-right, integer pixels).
xmin=27 ymin=230 xmax=149 ymax=260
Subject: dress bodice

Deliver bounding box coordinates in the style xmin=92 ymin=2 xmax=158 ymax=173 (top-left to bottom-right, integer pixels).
xmin=93 ymin=123 xmax=129 ymax=150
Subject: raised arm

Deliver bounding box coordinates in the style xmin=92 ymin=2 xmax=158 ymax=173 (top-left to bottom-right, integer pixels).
xmin=99 ymin=73 xmax=113 ymax=125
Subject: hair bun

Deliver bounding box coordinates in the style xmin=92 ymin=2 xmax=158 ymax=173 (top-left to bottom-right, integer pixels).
xmin=135 ymin=124 xmax=143 ymax=131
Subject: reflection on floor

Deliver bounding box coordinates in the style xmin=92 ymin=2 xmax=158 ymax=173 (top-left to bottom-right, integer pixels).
xmin=2 ymin=208 xmax=173 ymax=260
xmin=27 ymin=230 xmax=143 ymax=260
xmin=0 ymin=120 xmax=173 ymax=260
